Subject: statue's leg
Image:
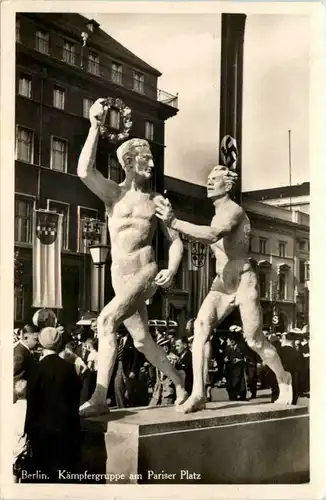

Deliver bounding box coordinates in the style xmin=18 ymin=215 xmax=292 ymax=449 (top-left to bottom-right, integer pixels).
xmin=237 ymin=271 xmax=293 ymax=405
xmin=123 ymin=305 xmax=188 ymax=406
xmin=179 ymin=291 xmax=235 ymax=414
xmin=80 ymin=263 xmax=158 ymax=416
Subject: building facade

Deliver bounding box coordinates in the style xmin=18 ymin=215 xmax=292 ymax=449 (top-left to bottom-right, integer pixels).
xmin=243 ymin=197 xmax=310 ymax=330
xmin=244 ymin=182 xmax=310 ymax=214
xmin=162 ymin=177 xmax=310 ymax=333
xmin=14 ymin=13 xmax=178 ymax=327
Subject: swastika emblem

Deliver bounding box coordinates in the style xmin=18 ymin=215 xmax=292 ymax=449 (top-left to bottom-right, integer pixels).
xmin=220 ymin=135 xmax=238 ymax=171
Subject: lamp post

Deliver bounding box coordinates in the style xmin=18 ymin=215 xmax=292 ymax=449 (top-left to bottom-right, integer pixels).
xmin=89 ymin=244 xmax=110 ymax=314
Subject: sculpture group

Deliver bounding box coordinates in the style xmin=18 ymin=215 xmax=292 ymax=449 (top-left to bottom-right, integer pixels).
xmin=78 ymin=99 xmax=292 ymax=417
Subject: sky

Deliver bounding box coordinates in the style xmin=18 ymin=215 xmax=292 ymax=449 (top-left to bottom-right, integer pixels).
xmin=90 ymin=13 xmax=310 ymax=191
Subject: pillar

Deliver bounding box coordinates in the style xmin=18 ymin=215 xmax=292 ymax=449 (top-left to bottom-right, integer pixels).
xmin=219 ymin=14 xmax=246 ymax=205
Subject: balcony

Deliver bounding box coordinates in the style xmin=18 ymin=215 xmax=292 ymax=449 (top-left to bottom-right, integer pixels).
xmin=108 ymin=68 xmax=178 ymax=109
xmin=157 ymin=89 xmax=178 ymax=108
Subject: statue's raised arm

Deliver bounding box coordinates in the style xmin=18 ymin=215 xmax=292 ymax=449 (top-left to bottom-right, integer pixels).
xmin=77 ymin=98 xmax=120 ymax=205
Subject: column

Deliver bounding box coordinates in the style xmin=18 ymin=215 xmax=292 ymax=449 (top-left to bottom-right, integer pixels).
xmin=219 ymin=14 xmax=246 ymax=204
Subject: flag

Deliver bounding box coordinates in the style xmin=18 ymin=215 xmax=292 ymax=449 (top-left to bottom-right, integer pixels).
xmin=188 ymin=241 xmax=207 ymax=271
xmin=32 ymin=210 xmax=63 ymax=309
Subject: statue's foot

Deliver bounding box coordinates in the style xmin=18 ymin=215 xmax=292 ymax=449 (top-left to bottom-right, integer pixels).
xmin=176 ymin=394 xmax=206 ymax=414
xmin=79 ymin=398 xmax=110 ymax=417
xmin=174 ymin=387 xmax=188 ymax=406
xmin=274 ymin=372 xmax=293 ymax=405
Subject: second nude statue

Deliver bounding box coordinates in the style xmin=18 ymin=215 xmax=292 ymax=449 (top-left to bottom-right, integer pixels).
xmin=155 ymin=165 xmax=293 ymax=413
xmin=78 ymin=99 xmax=187 ymax=416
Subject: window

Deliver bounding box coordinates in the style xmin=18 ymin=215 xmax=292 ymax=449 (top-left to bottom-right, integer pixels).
xmin=299 ymin=240 xmax=306 ymax=251
xmin=16 ymin=18 xmax=21 ymax=43
xmin=279 ymin=241 xmax=287 ymax=257
xmin=51 ymin=137 xmax=68 ymax=172
xmin=18 ymin=75 xmax=32 ymax=98
xmin=259 ymin=271 xmax=268 ymax=299
xmin=248 ymin=235 xmax=253 ymax=252
xmin=305 ymin=261 xmax=310 ymax=281
xmin=299 ymin=259 xmax=306 ymax=283
xmin=14 ymin=287 xmax=24 ymax=321
xmin=259 ymin=238 xmax=267 ymax=254
xmin=62 ymin=40 xmax=76 ymax=65
xmin=108 ymin=154 xmax=122 ymax=183
xmin=48 ymin=200 xmax=69 ymax=250
xmin=109 ymin=109 xmax=120 ymax=130
xmin=83 ymin=97 xmax=94 ymax=118
xmin=36 ymin=30 xmax=49 ymax=54
xmin=88 ymin=52 xmax=99 ymax=75
xmin=16 ymin=127 xmax=34 ymax=163
xmin=111 ymin=62 xmax=123 ymax=85
xmin=15 ymin=195 xmax=34 ymax=243
xmin=133 ymin=71 xmax=144 ymax=93
xmin=145 ymin=121 xmax=154 ymax=141
xmin=278 ymin=272 xmax=287 ymax=300
xmin=53 ymin=86 xmax=65 ymax=110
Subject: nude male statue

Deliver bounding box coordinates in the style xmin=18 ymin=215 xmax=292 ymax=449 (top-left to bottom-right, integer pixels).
xmin=77 ymin=99 xmax=187 ymax=416
xmin=155 ymin=165 xmax=293 ymax=413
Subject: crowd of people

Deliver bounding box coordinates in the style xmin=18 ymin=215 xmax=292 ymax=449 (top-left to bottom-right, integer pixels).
xmin=13 ymin=318 xmax=310 ymax=483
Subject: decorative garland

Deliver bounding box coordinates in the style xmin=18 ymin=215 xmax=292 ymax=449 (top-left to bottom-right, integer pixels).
xmin=99 ymin=97 xmax=132 ymax=142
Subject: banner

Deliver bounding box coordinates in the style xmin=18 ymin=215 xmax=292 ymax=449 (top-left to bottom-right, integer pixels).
xmin=187 ymin=241 xmax=210 ymax=315
xmin=32 ymin=210 xmax=63 ymax=309
xmin=188 ymin=241 xmax=207 ymax=271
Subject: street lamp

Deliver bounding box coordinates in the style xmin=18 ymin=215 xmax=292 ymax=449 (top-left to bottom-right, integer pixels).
xmin=89 ymin=244 xmax=110 ymax=313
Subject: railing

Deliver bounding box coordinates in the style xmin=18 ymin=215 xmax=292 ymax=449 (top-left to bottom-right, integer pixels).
xmin=157 ymin=89 xmax=178 ymax=108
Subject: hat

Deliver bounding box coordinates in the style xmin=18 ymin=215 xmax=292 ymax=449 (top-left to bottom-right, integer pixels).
xmin=282 ymin=331 xmax=296 ymax=341
xmin=76 ymin=311 xmax=97 ymax=326
xmin=39 ymin=327 xmax=62 ymax=350
xmin=157 ymin=334 xmax=170 ymax=347
xmin=33 ymin=308 xmax=57 ymax=328
xmin=269 ymin=333 xmax=279 ymax=343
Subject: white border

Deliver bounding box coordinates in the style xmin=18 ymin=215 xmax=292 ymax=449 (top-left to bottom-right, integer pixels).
xmin=1 ymin=2 xmax=324 ymax=500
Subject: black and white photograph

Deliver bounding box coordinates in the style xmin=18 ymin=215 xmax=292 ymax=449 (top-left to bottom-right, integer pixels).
xmin=0 ymin=1 xmax=324 ymax=499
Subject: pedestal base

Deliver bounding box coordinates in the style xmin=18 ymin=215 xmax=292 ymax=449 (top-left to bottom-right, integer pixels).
xmin=81 ymin=400 xmax=309 ymax=484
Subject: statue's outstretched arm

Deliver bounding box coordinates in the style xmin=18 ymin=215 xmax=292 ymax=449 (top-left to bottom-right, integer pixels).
xmin=77 ymin=99 xmax=119 ymax=205
xmin=155 ymin=197 xmax=243 ymax=244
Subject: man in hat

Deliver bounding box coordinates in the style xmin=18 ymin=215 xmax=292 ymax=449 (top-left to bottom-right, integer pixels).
xmin=150 ymin=336 xmax=179 ymax=406
xmin=114 ymin=327 xmax=142 ymax=408
xmin=155 ymin=165 xmax=292 ymax=412
xmin=25 ymin=327 xmax=81 ymax=482
xmin=224 ymin=330 xmax=246 ymax=401
xmin=13 ymin=325 xmax=39 ymax=482
xmin=265 ymin=331 xmax=302 ymax=404
xmin=175 ymin=337 xmax=193 ymax=397
xmin=77 ymin=99 xmax=187 ymax=416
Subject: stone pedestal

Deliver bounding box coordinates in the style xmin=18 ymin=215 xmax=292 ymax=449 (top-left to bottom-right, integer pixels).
xmin=81 ymin=400 xmax=309 ymax=484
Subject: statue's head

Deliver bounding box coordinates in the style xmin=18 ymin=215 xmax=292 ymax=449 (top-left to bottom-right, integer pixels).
xmin=116 ymin=138 xmax=154 ymax=180
xmin=206 ymin=165 xmax=238 ymax=199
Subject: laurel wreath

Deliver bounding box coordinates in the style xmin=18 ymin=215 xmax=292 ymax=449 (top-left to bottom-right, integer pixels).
xmin=99 ymin=97 xmax=132 ymax=142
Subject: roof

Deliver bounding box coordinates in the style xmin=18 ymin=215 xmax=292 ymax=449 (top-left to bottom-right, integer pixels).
xmin=164 ymin=176 xmax=206 ymax=199
xmin=244 ymin=182 xmax=310 ymax=201
xmin=30 ymin=13 xmax=162 ymax=76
